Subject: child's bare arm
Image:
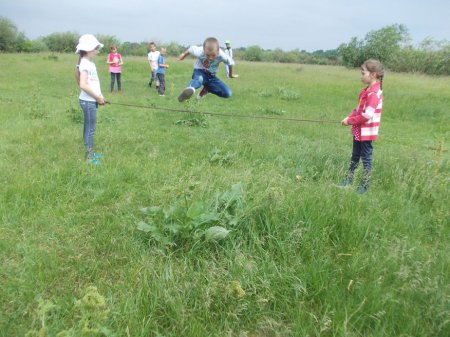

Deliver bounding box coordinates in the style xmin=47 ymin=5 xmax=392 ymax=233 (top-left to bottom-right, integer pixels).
xmin=178 ymin=50 xmax=190 ymax=61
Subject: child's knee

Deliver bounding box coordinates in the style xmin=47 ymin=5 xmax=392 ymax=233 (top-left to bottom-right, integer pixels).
xmin=194 ymin=75 xmax=204 ymax=83
xmin=223 ymin=89 xmax=232 ymax=98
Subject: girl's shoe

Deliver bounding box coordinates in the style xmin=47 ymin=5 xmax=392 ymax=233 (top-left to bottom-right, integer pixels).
xmin=87 ymin=158 xmax=101 ymax=165
xmin=93 ymin=152 xmax=104 ymax=159
xmin=356 ymin=186 xmax=368 ymax=194
xmin=338 ymin=178 xmax=352 ymax=188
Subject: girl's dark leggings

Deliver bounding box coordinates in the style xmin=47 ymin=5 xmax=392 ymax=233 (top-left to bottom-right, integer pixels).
xmin=348 ymin=138 xmax=373 ymax=188
xmin=110 ymin=72 xmax=121 ymax=91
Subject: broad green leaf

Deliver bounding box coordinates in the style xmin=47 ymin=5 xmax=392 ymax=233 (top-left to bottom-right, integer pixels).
xmin=204 ymin=226 xmax=230 ymax=241
xmin=140 ymin=206 xmax=161 ymax=215
xmin=163 ymin=205 xmax=176 ymax=220
xmin=165 ymin=223 xmax=182 ymax=234
xmin=136 ymin=221 xmax=157 ymax=233
xmin=194 ymin=212 xmax=220 ymax=226
xmin=220 ymin=182 xmax=243 ymax=204
xmin=186 ymin=201 xmax=205 ymax=219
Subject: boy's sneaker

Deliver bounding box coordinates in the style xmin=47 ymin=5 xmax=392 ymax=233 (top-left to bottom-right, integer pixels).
xmin=93 ymin=152 xmax=104 ymax=159
xmin=178 ymin=87 xmax=195 ymax=102
xmin=196 ymin=86 xmax=209 ymax=100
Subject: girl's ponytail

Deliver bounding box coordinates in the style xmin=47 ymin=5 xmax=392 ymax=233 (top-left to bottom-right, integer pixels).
xmin=75 ymin=51 xmax=87 ymax=86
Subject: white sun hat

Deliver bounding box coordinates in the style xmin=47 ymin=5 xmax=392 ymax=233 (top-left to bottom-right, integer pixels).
xmin=75 ymin=34 xmax=104 ymax=53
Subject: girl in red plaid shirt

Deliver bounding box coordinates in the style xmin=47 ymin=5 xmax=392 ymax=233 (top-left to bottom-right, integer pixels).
xmin=340 ymin=59 xmax=384 ymax=194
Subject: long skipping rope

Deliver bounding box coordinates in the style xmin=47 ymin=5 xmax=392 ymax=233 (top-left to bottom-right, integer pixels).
xmin=105 ymin=101 xmax=339 ymax=124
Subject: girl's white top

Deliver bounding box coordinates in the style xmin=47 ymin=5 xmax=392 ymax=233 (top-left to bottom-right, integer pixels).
xmin=78 ymin=58 xmax=102 ymax=102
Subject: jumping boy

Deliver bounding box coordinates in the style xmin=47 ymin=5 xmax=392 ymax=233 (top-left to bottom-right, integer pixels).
xmin=177 ymin=37 xmax=236 ymax=102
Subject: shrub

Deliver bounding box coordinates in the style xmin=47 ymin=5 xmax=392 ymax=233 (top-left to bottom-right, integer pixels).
xmin=42 ymin=32 xmax=79 ymax=53
xmin=30 ymin=38 xmax=49 ymax=52
xmin=242 ymin=45 xmax=264 ymax=61
xmin=389 ymin=39 xmax=450 ymax=75
xmin=339 ymin=24 xmax=409 ymax=67
xmin=0 ymin=16 xmax=28 ymax=52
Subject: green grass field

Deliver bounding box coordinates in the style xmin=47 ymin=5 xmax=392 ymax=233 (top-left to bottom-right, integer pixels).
xmin=0 ymin=53 xmax=449 ymax=337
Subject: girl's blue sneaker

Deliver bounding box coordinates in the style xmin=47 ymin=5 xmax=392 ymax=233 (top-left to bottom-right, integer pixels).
xmin=87 ymin=158 xmax=101 ymax=165
xmin=338 ymin=178 xmax=352 ymax=188
xmin=356 ymin=186 xmax=368 ymax=194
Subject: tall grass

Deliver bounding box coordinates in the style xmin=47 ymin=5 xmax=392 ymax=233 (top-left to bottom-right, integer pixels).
xmin=0 ymin=53 xmax=448 ymax=337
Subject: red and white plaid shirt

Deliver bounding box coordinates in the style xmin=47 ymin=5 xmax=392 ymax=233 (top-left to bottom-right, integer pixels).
xmin=347 ymin=82 xmax=383 ymax=141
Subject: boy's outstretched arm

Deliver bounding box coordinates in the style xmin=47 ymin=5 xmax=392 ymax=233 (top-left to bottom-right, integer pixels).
xmin=178 ymin=50 xmax=190 ymax=61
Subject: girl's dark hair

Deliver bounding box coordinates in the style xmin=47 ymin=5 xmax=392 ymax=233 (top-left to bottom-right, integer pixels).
xmin=77 ymin=51 xmax=88 ymax=69
xmin=75 ymin=50 xmax=88 ymax=85
xmin=110 ymin=45 xmax=117 ymax=51
xmin=363 ymin=59 xmax=385 ymax=90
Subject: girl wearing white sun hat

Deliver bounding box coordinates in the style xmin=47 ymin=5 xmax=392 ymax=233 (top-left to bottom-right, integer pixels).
xmin=75 ymin=34 xmax=105 ymax=165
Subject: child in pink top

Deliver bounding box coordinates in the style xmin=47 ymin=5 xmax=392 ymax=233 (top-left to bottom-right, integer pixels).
xmin=340 ymin=59 xmax=384 ymax=194
xmin=107 ymin=45 xmax=123 ymax=93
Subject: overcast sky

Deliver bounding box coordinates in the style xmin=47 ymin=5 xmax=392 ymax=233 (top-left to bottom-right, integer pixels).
xmin=1 ymin=0 xmax=449 ymax=51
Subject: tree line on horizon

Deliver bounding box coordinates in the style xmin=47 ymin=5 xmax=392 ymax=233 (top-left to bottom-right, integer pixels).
xmin=1 ymin=17 xmax=449 ymax=75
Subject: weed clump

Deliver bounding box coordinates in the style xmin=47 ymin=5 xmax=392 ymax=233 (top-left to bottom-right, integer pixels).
xmin=25 ymin=287 xmax=115 ymax=337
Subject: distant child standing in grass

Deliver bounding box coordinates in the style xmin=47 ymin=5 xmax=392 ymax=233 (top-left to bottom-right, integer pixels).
xmin=177 ymin=37 xmax=235 ymax=102
xmin=107 ymin=45 xmax=123 ymax=93
xmin=156 ymin=47 xmax=169 ymax=96
xmin=75 ymin=34 xmax=106 ymax=165
xmin=340 ymin=59 xmax=384 ymax=194
xmin=224 ymin=40 xmax=238 ymax=78
xmin=147 ymin=42 xmax=160 ymax=88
